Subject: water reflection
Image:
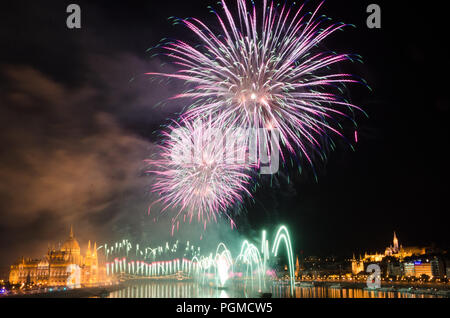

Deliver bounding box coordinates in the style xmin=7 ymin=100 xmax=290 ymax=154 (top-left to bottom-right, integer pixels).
xmin=108 ymin=281 xmax=444 ymax=298
xmin=109 ymin=282 xmax=232 ymax=298
xmin=272 ymin=285 xmax=443 ymax=298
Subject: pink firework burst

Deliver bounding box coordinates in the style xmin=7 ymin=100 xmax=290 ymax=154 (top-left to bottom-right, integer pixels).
xmin=145 ymin=118 xmax=254 ymax=230
xmin=148 ymin=0 xmax=366 ymax=167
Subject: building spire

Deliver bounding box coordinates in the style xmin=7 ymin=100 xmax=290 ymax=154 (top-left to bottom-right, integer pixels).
xmin=70 ymin=225 xmax=74 ymax=238
xmin=393 ymin=231 xmax=399 ymax=251
xmin=87 ymin=240 xmax=91 ymax=254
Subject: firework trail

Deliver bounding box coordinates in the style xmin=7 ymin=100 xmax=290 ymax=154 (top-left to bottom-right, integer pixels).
xmin=148 ymin=0 xmax=366 ymax=167
xmin=145 ymin=118 xmax=254 ymax=232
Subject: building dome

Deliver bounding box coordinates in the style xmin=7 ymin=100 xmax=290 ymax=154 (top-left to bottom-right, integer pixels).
xmin=61 ymin=225 xmax=80 ymax=253
xmin=61 ymin=237 xmax=80 ymax=251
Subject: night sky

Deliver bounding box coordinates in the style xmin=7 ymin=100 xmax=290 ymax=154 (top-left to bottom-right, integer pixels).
xmin=0 ymin=0 xmax=448 ymax=268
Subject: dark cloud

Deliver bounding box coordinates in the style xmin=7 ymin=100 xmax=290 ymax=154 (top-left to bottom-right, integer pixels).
xmin=0 ymin=54 xmax=240 ymax=268
xmin=0 ymin=62 xmax=158 ymax=265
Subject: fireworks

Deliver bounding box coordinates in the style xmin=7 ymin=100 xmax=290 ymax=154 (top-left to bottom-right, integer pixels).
xmin=148 ymin=0 xmax=365 ymax=165
xmin=145 ymin=119 xmax=253 ymax=230
xmin=103 ymin=226 xmax=295 ymax=293
xmin=146 ymin=0 xmax=366 ymax=229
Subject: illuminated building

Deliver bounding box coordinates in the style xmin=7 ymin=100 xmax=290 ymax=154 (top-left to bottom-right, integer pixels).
xmin=295 ymin=256 xmax=300 ymax=278
xmin=351 ymin=254 xmax=364 ymax=275
xmin=402 ymin=257 xmax=443 ymax=279
xmin=9 ymin=226 xmax=107 ymax=286
xmin=431 ymin=257 xmax=445 ymax=279
xmin=414 ymin=261 xmax=433 ymax=278
xmin=386 ymin=260 xmax=402 ymax=277
xmin=403 ymin=262 xmax=415 ymax=277
xmin=384 ymin=231 xmax=399 ymax=256
xmin=351 ymin=232 xmax=427 ymax=276
xmin=354 ymin=232 xmax=426 ymax=264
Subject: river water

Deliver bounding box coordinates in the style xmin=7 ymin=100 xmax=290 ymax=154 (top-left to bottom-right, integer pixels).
xmin=107 ymin=281 xmax=445 ymax=298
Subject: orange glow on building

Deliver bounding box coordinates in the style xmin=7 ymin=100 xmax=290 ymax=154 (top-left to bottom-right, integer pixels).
xmin=9 ymin=226 xmax=107 ymax=287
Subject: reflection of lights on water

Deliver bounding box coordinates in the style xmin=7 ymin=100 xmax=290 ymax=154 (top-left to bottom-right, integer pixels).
xmin=105 ymin=281 xmax=442 ymax=299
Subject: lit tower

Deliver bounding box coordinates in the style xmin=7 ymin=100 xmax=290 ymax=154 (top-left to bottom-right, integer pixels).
xmin=393 ymin=232 xmax=399 ymax=253
xmin=85 ymin=240 xmax=92 ymax=266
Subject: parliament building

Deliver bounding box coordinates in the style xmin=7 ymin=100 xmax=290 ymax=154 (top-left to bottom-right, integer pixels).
xmin=9 ymin=226 xmax=106 ymax=286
